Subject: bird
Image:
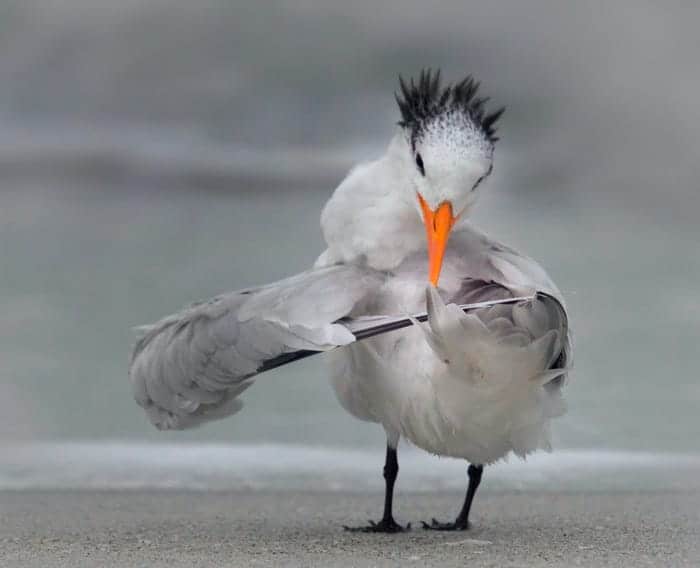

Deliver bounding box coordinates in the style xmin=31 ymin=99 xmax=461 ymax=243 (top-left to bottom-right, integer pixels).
xmin=129 ymin=69 xmax=572 ymax=533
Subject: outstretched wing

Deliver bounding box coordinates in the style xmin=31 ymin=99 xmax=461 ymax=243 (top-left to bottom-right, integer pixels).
xmin=129 ymin=265 xmax=383 ymax=430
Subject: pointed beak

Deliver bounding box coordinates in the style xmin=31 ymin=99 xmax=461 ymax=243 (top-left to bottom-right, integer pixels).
xmin=417 ymin=193 xmax=457 ymax=286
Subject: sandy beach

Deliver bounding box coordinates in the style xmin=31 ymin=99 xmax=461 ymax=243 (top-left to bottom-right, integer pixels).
xmin=1 ymin=488 xmax=698 ymax=567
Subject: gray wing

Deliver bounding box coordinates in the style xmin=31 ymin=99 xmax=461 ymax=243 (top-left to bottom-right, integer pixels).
xmin=448 ymin=278 xmax=571 ymax=390
xmin=129 ymin=264 xmax=383 ymax=430
xmin=443 ymin=227 xmax=573 ymax=388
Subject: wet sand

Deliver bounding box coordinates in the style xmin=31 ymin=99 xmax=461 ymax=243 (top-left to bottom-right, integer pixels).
xmin=1 ymin=489 xmax=698 ymax=567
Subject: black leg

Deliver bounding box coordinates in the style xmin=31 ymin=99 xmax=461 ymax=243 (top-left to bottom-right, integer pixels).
xmin=422 ymin=464 xmax=483 ymax=531
xmin=344 ymin=445 xmax=409 ymax=533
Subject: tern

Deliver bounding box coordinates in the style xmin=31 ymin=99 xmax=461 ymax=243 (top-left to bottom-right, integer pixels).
xmin=129 ymin=70 xmax=572 ymax=533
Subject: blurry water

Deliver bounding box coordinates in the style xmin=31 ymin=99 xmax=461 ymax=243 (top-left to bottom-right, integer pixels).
xmin=1 ymin=174 xmax=698 ymax=455
xmin=0 ymin=1 xmax=699 ymax=484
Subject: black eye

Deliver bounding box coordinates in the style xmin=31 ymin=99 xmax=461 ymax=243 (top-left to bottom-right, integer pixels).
xmin=415 ymin=153 xmax=425 ymax=176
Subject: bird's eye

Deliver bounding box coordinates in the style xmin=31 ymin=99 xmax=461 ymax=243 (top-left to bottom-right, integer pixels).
xmin=415 ymin=153 xmax=425 ymax=176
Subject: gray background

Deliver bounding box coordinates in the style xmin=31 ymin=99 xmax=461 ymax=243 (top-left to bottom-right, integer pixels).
xmin=0 ymin=1 xmax=698 ymax=454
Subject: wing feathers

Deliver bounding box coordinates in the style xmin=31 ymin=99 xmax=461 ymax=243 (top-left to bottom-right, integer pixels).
xmin=444 ymin=280 xmax=571 ymax=384
xmin=129 ymin=265 xmax=383 ymax=430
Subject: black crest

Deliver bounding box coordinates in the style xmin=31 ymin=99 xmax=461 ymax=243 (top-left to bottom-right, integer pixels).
xmin=395 ymin=69 xmax=505 ymax=145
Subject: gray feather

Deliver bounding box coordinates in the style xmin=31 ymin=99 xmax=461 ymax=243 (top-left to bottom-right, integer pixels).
xmin=129 ymin=265 xmax=383 ymax=430
xmin=449 ymin=278 xmax=571 ymax=388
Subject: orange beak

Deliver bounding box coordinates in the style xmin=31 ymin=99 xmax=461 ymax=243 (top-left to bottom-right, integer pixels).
xmin=417 ymin=193 xmax=457 ymax=286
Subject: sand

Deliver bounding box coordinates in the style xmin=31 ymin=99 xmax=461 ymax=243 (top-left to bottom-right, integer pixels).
xmin=1 ymin=488 xmax=698 ymax=567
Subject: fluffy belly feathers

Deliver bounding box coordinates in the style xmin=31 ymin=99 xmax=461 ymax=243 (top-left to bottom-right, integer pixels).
xmin=329 ymin=305 xmax=565 ymax=465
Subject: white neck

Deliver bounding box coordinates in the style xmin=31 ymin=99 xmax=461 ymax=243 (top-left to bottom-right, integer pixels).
xmin=316 ymin=134 xmax=427 ymax=271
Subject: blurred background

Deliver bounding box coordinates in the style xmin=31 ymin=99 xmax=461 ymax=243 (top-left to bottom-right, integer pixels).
xmin=0 ymin=1 xmax=698 ymax=489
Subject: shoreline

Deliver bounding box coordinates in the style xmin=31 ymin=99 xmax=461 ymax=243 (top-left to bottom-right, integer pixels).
xmin=4 ymin=443 xmax=700 ymax=493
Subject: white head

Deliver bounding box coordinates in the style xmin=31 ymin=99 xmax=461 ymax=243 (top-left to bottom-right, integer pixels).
xmin=395 ymin=70 xmax=504 ymax=285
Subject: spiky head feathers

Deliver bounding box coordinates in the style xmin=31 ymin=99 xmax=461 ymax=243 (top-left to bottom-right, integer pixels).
xmin=395 ymin=69 xmax=504 ymax=150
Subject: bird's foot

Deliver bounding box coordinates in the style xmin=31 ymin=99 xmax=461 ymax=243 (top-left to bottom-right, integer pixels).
xmin=343 ymin=518 xmax=410 ymax=533
xmin=421 ymin=517 xmax=470 ymax=531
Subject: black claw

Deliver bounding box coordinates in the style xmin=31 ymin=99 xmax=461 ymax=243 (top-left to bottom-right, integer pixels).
xmin=421 ymin=518 xmax=471 ymax=531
